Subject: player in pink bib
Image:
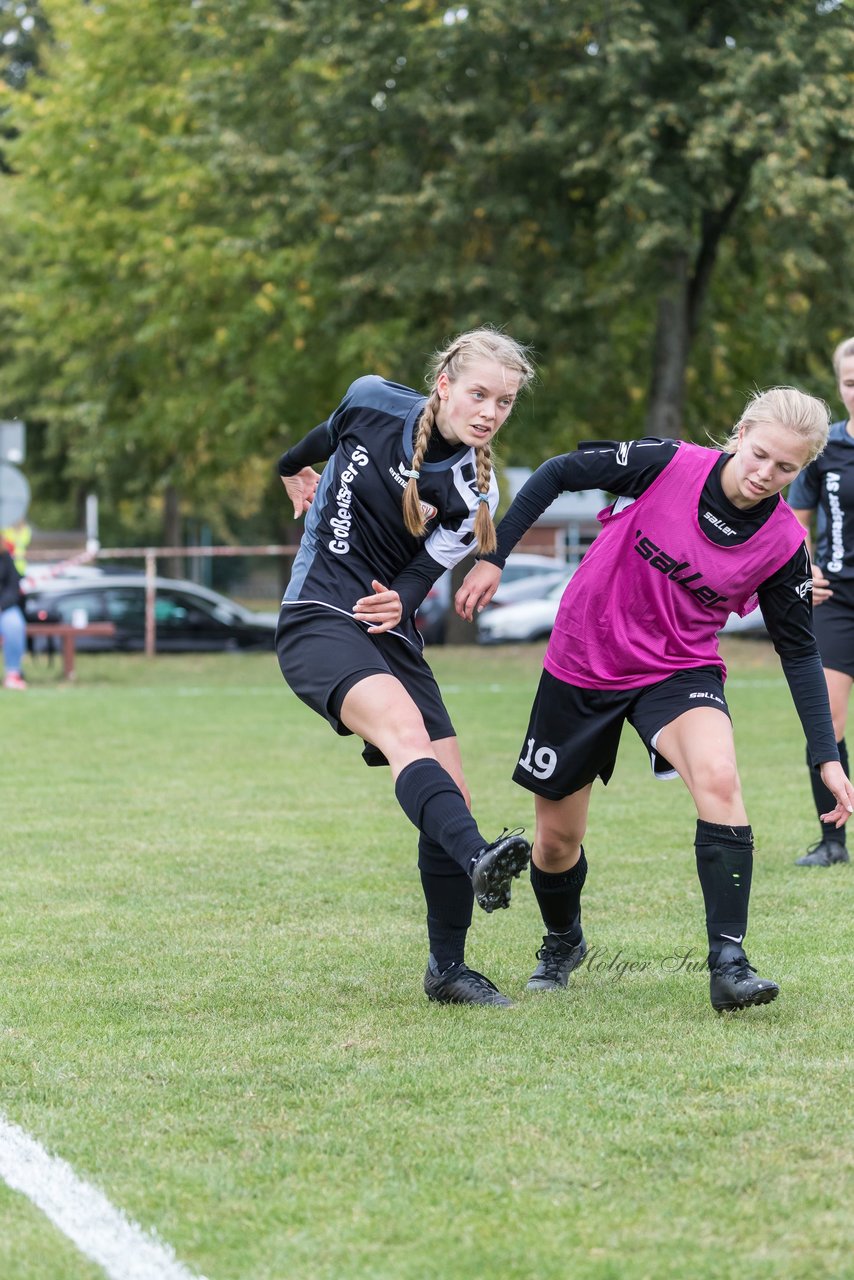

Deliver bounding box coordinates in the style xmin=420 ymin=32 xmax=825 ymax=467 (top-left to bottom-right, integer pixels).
xmin=457 ymin=387 xmax=854 ymax=1012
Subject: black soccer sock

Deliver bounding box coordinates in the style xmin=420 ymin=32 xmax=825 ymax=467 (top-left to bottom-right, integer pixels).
xmin=694 ymin=820 xmax=753 ymax=966
xmin=418 ymin=834 xmax=474 ymax=972
xmin=807 ymin=740 xmax=848 ymax=845
xmin=529 ymin=851 xmax=587 ymax=941
xmin=395 ymin=758 xmax=485 ymax=874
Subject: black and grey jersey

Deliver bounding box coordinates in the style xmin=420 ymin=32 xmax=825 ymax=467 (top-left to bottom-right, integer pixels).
xmin=280 ymin=375 xmax=497 ymax=646
xmin=788 ymin=421 xmax=854 ymax=589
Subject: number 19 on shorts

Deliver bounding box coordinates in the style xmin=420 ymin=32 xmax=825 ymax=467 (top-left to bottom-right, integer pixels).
xmin=518 ymin=737 xmax=557 ymax=780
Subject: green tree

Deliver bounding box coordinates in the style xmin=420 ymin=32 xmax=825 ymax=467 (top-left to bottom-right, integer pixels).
xmin=1 ymin=0 xmax=851 ymax=546
xmin=0 ymin=0 xmax=47 ymax=98
xmin=1 ymin=0 xmax=337 ymax=542
xmin=288 ymin=0 xmax=854 ymax=444
xmin=579 ymin=1 xmax=854 ymax=435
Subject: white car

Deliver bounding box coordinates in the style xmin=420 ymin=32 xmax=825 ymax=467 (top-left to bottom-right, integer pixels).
xmin=415 ymin=552 xmax=570 ymax=645
xmin=476 ymin=571 xmax=574 ymax=644
xmin=720 ymin=607 xmax=768 ymax=637
xmin=477 ymin=579 xmax=769 ymax=645
xmin=489 ymin=553 xmax=571 ymax=606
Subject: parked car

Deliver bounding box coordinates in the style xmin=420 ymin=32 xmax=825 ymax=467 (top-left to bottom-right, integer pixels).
xmin=476 ymin=574 xmax=771 ymax=645
xmin=719 ymin=607 xmax=768 ymax=637
xmin=476 ymin=572 xmax=574 ymax=644
xmin=415 ymin=553 xmax=571 ymax=646
xmin=489 ymin=553 xmax=572 ymax=604
xmin=415 ymin=572 xmax=452 ymax=646
xmin=23 ymin=558 xmax=142 ymax=583
xmin=22 ymin=574 xmax=279 ymax=652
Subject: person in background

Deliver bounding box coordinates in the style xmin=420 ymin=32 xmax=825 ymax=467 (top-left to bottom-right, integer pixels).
xmin=0 ymin=540 xmax=27 ymax=690
xmin=1 ymin=516 xmax=31 ymax=577
xmin=456 ymin=387 xmax=854 ymax=1013
xmin=788 ymin=336 xmax=854 ymax=867
xmin=276 ymin=327 xmax=534 ymax=1006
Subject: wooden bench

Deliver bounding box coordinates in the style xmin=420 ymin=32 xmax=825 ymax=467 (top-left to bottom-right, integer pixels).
xmin=26 ymin=622 xmax=117 ymax=680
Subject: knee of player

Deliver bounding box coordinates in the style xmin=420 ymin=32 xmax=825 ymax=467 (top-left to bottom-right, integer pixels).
xmin=695 ymin=755 xmax=742 ymax=806
xmin=383 ymin=719 xmax=434 ymax=760
xmin=535 ymin=828 xmax=583 ymax=868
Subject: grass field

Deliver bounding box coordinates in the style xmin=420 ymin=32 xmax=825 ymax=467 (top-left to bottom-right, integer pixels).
xmin=1 ymin=640 xmax=851 ymax=1280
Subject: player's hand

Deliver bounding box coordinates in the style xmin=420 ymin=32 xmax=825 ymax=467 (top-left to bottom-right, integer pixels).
xmin=455 ymin=561 xmax=502 ymax=621
xmin=818 ymin=761 xmax=854 ymax=827
xmin=282 ymin=467 xmax=321 ymax=518
xmin=353 ymin=580 xmax=403 ymax=634
xmin=812 ymin=563 xmax=832 ymax=606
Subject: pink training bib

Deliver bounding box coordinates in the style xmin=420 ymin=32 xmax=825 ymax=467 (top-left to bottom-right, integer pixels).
xmin=544 ymin=442 xmax=805 ymax=690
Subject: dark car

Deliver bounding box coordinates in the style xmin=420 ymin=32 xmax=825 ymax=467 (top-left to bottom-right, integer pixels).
xmin=23 ymin=574 xmax=279 ymax=652
xmin=415 ymin=574 xmax=452 ymax=646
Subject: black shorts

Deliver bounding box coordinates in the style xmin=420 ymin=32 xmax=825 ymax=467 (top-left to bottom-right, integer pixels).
xmin=276 ymin=603 xmax=455 ymax=758
xmin=512 ymin=665 xmax=731 ymax=800
xmin=812 ymin=590 xmax=854 ymax=679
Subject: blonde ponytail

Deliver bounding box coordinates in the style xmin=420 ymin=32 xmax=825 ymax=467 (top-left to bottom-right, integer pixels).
xmin=402 ymin=390 xmax=439 ymax=538
xmin=473 ymin=443 xmax=497 ymax=555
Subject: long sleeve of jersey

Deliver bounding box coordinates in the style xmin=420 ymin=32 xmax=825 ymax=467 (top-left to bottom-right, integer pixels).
xmin=780 ymin=652 xmax=840 ymax=767
xmin=390 ymin=549 xmax=449 ymax=622
xmin=752 ymin=544 xmax=837 ymax=763
xmin=276 ymin=422 xmax=332 ymax=477
xmin=487 ymin=440 xmax=679 ymax=567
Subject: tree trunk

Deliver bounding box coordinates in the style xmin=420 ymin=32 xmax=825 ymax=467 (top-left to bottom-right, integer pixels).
xmin=163 ymin=484 xmax=183 ymax=578
xmin=646 ymin=184 xmax=751 ymax=439
xmin=645 ymin=251 xmax=691 ymax=438
xmin=442 ymin=557 xmax=478 ymax=645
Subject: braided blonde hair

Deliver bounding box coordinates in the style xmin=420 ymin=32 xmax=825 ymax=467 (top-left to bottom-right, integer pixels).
xmin=402 ymin=328 xmax=535 ymax=553
xmin=720 ymin=386 xmax=831 ymax=464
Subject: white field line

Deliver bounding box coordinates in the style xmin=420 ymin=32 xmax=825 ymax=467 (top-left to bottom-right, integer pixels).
xmin=0 ymin=1114 xmax=208 ymax=1280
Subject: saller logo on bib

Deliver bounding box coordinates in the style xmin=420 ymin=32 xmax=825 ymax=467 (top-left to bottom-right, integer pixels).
xmin=633 ymin=529 xmax=729 ymax=607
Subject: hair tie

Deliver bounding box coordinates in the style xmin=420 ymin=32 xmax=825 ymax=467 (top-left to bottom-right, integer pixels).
xmin=476 ymin=493 xmax=490 ymax=504
xmin=401 ymin=467 xmax=420 ymax=480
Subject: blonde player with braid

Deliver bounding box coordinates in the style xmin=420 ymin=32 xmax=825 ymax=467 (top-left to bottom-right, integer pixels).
xmin=276 ymin=328 xmax=535 ymax=1005
xmin=400 ymin=349 xmax=500 ymax=556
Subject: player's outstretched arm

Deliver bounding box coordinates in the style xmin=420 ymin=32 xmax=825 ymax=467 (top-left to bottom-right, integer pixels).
xmin=455 ymin=561 xmax=502 ymax=621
